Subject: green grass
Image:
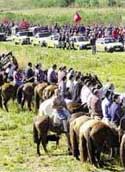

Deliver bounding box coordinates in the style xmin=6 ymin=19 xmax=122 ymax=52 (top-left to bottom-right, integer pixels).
xmin=0 ymin=42 xmax=125 ymax=172
xmin=1 ymin=42 xmax=125 ymax=92
xmin=0 ymin=7 xmax=124 ymax=25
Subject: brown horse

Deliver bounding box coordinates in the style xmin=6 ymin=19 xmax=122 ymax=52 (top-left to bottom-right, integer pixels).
xmin=34 ymin=83 xmax=57 ymax=113
xmin=34 ymin=82 xmax=48 ymax=113
xmin=0 ymin=82 xmax=17 ymax=112
xmin=17 ymin=82 xmax=36 ymax=111
xmin=67 ymin=102 xmax=89 ymax=114
xmin=79 ymin=120 xmax=119 ymax=167
xmin=69 ymin=115 xmax=91 ymax=159
xmin=33 ymin=115 xmax=71 ymax=156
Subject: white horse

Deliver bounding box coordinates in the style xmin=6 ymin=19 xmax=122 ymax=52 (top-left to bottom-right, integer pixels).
xmin=38 ymin=97 xmax=72 ymax=117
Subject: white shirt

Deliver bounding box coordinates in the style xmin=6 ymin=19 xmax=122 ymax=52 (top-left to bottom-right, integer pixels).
xmin=80 ymin=85 xmax=91 ymax=104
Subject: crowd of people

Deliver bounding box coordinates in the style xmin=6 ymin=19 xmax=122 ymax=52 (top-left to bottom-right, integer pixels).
xmin=0 ymin=55 xmax=124 ymax=129
xmin=1 ymin=20 xmax=125 ymax=43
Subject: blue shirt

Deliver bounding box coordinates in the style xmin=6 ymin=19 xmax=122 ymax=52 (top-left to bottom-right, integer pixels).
xmin=109 ymin=102 xmax=121 ymax=124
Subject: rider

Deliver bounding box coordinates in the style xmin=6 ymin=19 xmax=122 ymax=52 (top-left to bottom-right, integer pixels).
xmin=52 ymin=88 xmax=70 ymax=133
xmin=25 ymin=62 xmax=34 ymax=82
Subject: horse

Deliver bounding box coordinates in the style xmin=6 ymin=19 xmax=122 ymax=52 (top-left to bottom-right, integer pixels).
xmin=67 ymin=102 xmax=89 ymax=114
xmin=33 ymin=115 xmax=71 ymax=155
xmin=69 ymin=115 xmax=91 ymax=159
xmin=42 ymin=84 xmax=58 ymax=100
xmin=79 ymin=120 xmax=119 ymax=167
xmin=34 ymin=82 xmax=48 ymax=113
xmin=34 ymin=83 xmax=57 ymax=113
xmin=17 ymin=82 xmax=36 ymax=111
xmin=120 ymin=134 xmax=125 ymax=168
xmin=0 ymin=82 xmax=17 ymax=112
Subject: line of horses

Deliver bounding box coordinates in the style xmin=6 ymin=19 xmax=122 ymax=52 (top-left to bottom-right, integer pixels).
xmin=0 ymin=74 xmax=125 ymax=169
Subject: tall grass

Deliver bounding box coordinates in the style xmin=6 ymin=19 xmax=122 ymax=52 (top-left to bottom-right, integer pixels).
xmin=0 ymin=0 xmax=124 ymax=9
xmin=0 ymin=8 xmax=124 ymax=25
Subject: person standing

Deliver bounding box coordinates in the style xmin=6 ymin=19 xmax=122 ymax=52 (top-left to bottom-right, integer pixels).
xmin=90 ymin=33 xmax=96 ymax=55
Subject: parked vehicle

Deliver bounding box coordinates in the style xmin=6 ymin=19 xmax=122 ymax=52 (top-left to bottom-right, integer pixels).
xmin=46 ymin=34 xmax=60 ymax=48
xmin=31 ymin=32 xmax=51 ymax=46
xmin=0 ymin=33 xmax=6 ymax=41
xmin=96 ymin=37 xmax=124 ymax=52
xmin=70 ymin=35 xmax=91 ymax=50
xmin=13 ymin=31 xmax=33 ymax=45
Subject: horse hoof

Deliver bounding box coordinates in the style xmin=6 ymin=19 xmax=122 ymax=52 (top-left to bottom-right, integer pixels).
xmin=76 ymin=156 xmax=80 ymax=161
xmin=37 ymin=152 xmax=41 ymax=156
xmin=68 ymin=150 xmax=72 ymax=155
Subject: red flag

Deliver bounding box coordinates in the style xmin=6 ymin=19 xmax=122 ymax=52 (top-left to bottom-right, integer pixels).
xmin=73 ymin=12 xmax=81 ymax=23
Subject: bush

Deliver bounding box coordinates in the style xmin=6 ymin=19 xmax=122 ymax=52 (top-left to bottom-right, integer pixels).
xmin=90 ymin=0 xmax=99 ymax=6
xmin=108 ymin=0 xmax=116 ymax=6
xmin=75 ymin=0 xmax=90 ymax=7
xmin=31 ymin=0 xmax=75 ymax=7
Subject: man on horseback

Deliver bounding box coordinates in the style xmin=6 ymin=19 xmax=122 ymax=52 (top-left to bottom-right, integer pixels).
xmin=25 ymin=62 xmax=34 ymax=82
xmin=47 ymin=64 xmax=57 ymax=84
xmin=109 ymin=94 xmax=122 ymax=126
xmin=89 ymin=89 xmax=103 ymax=120
xmin=52 ymin=88 xmax=70 ymax=133
xmin=13 ymin=67 xmax=24 ymax=87
xmin=101 ymin=90 xmax=112 ymax=124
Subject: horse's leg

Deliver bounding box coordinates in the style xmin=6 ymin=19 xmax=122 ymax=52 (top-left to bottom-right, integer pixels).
xmin=37 ymin=138 xmax=41 ymax=156
xmin=79 ymin=135 xmax=88 ymax=162
xmin=27 ymin=96 xmax=32 ymax=111
xmin=109 ymin=147 xmax=116 ymax=159
xmin=70 ymin=127 xmax=79 ymax=158
xmin=21 ymin=93 xmax=25 ymax=110
xmin=86 ymin=136 xmax=97 ymax=166
xmin=3 ymin=97 xmax=9 ymax=112
xmin=34 ymin=90 xmax=40 ymax=114
xmin=41 ymin=134 xmax=48 ymax=153
xmin=0 ymin=93 xmax=3 ymax=109
xmin=96 ymin=148 xmax=103 ymax=167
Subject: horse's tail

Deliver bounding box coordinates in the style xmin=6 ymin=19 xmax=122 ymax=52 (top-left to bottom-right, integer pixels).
xmin=33 ymin=122 xmax=39 ymax=143
xmin=34 ymin=88 xmax=40 ymax=114
xmin=79 ymin=134 xmax=88 ymax=162
xmin=16 ymin=85 xmax=23 ymax=104
xmin=86 ymin=130 xmax=95 ymax=165
xmin=70 ymin=125 xmax=79 ymax=158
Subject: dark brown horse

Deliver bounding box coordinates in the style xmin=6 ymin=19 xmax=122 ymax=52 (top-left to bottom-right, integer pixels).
xmin=17 ymin=82 xmax=36 ymax=111
xmin=0 ymin=82 xmax=17 ymax=112
xmin=33 ymin=115 xmax=71 ymax=155
xmin=67 ymin=102 xmax=89 ymax=114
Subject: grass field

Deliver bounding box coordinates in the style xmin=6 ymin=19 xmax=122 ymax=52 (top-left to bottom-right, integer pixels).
xmin=0 ymin=7 xmax=125 ymax=25
xmin=0 ymin=42 xmax=125 ymax=172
